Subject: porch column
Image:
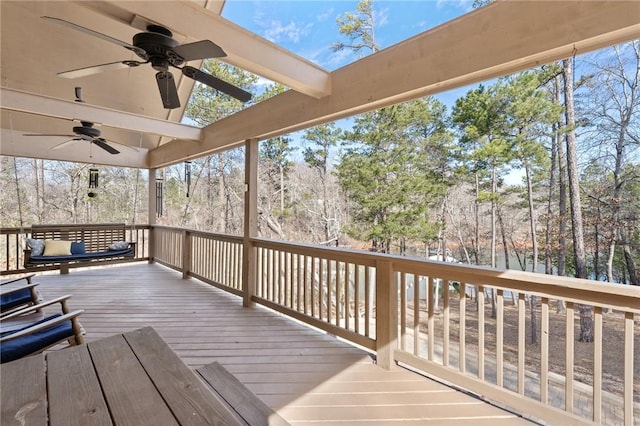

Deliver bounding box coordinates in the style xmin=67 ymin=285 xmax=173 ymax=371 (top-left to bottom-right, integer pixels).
xmin=376 ymin=258 xmax=398 ymax=370
xmin=243 ymin=139 xmax=258 ymax=307
xmin=148 ymin=168 xmax=157 ymax=263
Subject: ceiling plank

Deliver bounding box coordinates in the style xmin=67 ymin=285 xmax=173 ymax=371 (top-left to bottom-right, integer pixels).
xmin=150 ymin=0 xmax=640 ymax=168
xmin=106 ymin=0 xmax=331 ymax=99
xmin=1 ymin=88 xmax=202 ymax=141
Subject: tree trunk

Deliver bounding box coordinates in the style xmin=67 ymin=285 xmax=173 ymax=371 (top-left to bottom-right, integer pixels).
xmin=545 ymin=119 xmax=557 ymax=275
xmin=279 ymin=165 xmax=285 ymax=220
xmin=593 ymin=204 xmax=601 ymax=281
xmin=497 ymin=204 xmax=510 ymax=270
xmin=32 ymin=159 xmax=44 ymax=222
xmin=555 ymin=75 xmax=567 ymax=314
xmin=217 ymin=154 xmax=226 ymax=233
xmin=563 ymin=58 xmax=592 ymax=342
xmin=623 ymin=243 xmax=639 ymax=285
xmin=446 ymin=205 xmax=472 ymax=264
xmin=524 ymin=158 xmax=539 ymax=343
xmin=490 ymin=164 xmax=497 ymax=318
xmin=474 ymin=172 xmax=480 ymax=265
xmin=556 ymin=75 xmax=568 ymax=280
xmin=525 ymin=159 xmax=538 ymax=274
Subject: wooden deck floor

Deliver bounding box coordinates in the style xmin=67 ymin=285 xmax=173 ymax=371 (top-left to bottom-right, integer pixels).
xmin=29 ymin=263 xmax=533 ymax=425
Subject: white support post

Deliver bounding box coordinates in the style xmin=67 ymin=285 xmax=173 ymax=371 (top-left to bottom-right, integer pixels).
xmin=148 ymin=168 xmax=157 ymax=263
xmin=375 ymin=258 xmax=398 ymax=370
xmin=243 ymin=139 xmax=258 ymax=308
xmin=182 ymin=230 xmax=191 ymax=280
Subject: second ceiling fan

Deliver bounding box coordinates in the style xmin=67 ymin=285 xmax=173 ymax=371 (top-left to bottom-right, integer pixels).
xmin=44 ymin=16 xmax=252 ymax=109
xmin=23 ymin=87 xmax=130 ymax=155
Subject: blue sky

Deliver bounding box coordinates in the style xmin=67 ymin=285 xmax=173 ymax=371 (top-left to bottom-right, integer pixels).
xmin=213 ymin=1 xmax=493 ymax=174
xmin=221 ymin=0 xmax=478 ymax=108
xmin=222 ymin=1 xmax=475 ymax=70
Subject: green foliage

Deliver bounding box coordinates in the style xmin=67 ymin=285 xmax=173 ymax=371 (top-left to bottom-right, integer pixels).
xmin=336 ymin=99 xmax=453 ymax=252
xmin=303 ymin=124 xmax=342 ymax=177
xmin=185 ymin=60 xmax=257 ymax=126
xmin=331 ymin=0 xmax=379 ymax=55
xmin=472 ymin=0 xmax=493 ymax=8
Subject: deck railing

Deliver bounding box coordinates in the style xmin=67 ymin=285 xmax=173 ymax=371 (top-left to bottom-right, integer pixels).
xmin=150 ymin=226 xmax=639 ymax=426
xmin=390 ymin=257 xmax=639 ymax=426
xmin=0 ymin=225 xmax=150 ymax=275
xmin=4 ymin=224 xmax=637 ymax=425
xmin=152 ymin=226 xmax=244 ymax=296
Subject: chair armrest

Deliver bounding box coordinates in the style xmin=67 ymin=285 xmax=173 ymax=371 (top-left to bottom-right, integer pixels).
xmin=0 ymin=310 xmax=84 ymax=343
xmin=0 ymin=283 xmax=39 ymax=297
xmin=1 ymin=273 xmax=36 ymax=286
xmin=1 ymin=295 xmax=73 ymax=321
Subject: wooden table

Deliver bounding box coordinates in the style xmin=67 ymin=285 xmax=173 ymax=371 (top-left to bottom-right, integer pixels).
xmin=1 ymin=327 xmax=243 ymax=425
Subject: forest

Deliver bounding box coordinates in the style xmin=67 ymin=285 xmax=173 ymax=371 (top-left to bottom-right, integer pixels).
xmin=1 ymin=1 xmax=638 ymax=288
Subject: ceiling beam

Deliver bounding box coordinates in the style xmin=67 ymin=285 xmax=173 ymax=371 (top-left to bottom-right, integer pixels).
xmin=106 ymin=0 xmax=331 ymax=99
xmin=0 ymin=87 xmax=202 ymax=141
xmin=203 ymin=0 xmax=226 ymax=15
xmin=150 ymin=0 xmax=640 ymax=168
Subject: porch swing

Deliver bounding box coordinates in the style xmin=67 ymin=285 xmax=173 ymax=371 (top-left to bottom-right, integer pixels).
xmin=19 ymin=159 xmax=137 ymax=274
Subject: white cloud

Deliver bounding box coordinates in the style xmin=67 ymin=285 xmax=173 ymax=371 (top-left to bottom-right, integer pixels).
xmin=375 ymin=7 xmax=390 ymax=27
xmin=263 ymin=20 xmax=313 ymax=44
xmin=436 ymin=0 xmax=475 ymax=13
xmin=317 ymin=7 xmax=335 ymax=23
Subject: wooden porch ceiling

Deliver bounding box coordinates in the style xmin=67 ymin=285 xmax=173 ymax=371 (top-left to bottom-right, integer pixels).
xmin=1 ymin=1 xmax=639 ymax=169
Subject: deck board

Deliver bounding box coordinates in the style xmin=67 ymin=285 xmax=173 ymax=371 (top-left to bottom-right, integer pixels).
xmin=30 ymin=263 xmax=532 ymax=425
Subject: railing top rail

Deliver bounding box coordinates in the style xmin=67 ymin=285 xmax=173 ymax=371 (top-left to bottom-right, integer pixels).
xmin=252 ymin=237 xmax=389 ymax=266
xmin=151 ymin=225 xmax=243 ymax=244
xmin=1 ymin=224 xmax=150 ymax=234
xmin=395 ymin=257 xmax=640 ymax=313
xmin=251 ymin=237 xmax=639 ymax=312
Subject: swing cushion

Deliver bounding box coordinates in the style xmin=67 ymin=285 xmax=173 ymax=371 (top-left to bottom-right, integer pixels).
xmin=108 ymin=241 xmax=130 ymax=251
xmin=28 ymin=248 xmax=133 ymax=263
xmin=71 ymin=242 xmax=86 ymax=254
xmin=27 ymin=239 xmax=45 ymax=256
xmin=43 ymin=240 xmax=72 ymax=256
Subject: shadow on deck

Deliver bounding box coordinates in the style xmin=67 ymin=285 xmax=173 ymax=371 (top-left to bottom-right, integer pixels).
xmin=31 ymin=263 xmax=533 ymax=425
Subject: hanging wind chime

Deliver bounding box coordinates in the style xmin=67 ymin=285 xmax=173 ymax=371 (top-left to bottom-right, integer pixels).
xmin=88 ymin=168 xmax=99 ymax=198
xmin=156 ymin=172 xmax=164 ymax=217
xmin=185 ymin=161 xmax=192 ymax=198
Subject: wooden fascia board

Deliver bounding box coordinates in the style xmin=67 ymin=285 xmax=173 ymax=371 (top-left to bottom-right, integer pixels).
xmin=0 ymin=88 xmax=201 ymax=141
xmin=107 ymin=0 xmax=331 ymax=99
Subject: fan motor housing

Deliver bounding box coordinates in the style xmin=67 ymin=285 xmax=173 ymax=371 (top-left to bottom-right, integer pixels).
xmin=73 ymin=125 xmax=100 ymax=138
xmin=133 ymin=30 xmax=182 ymax=66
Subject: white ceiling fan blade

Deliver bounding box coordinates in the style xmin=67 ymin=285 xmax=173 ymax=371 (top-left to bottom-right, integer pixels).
xmin=58 ymin=61 xmax=138 ymax=79
xmin=51 ymin=138 xmax=82 ymax=150
xmin=23 ymin=133 xmax=76 ymax=137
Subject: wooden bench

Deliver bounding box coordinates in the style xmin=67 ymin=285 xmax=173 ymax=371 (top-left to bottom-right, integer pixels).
xmin=197 ymin=362 xmax=290 ymax=426
xmin=24 ymin=223 xmax=136 ymax=274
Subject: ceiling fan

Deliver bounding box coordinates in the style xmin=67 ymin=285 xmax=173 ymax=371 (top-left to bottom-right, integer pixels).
xmin=23 ymin=87 xmax=127 ymax=155
xmin=43 ymin=16 xmax=252 ymax=109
